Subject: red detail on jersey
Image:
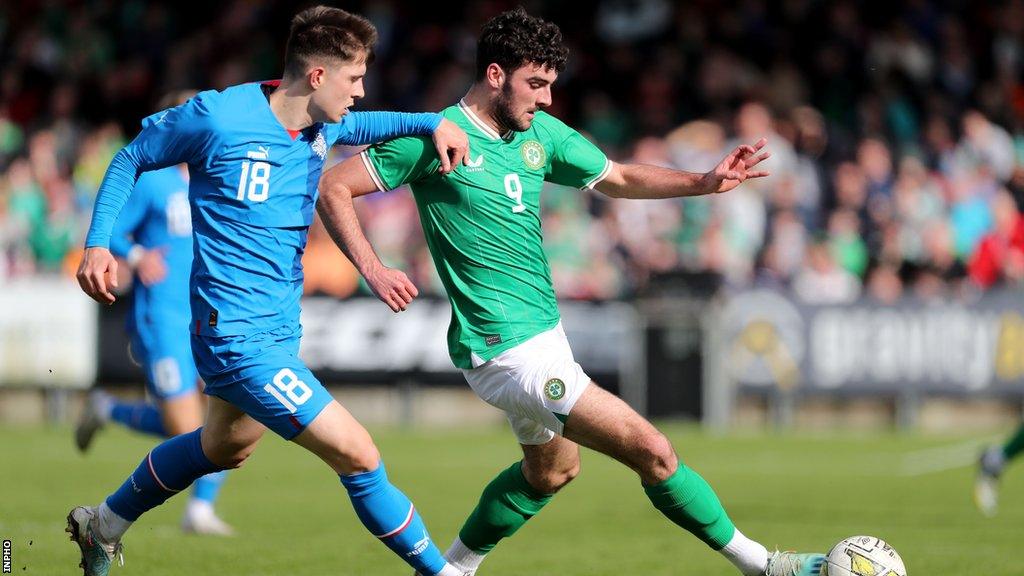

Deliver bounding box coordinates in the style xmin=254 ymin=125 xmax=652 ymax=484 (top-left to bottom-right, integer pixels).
xmin=288 ymin=415 xmax=302 ymax=430
xmin=195 ymin=319 xmax=200 ymax=335
xmin=286 ymin=129 xmax=301 ymax=139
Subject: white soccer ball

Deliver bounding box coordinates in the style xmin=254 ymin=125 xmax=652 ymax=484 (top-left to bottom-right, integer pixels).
xmin=823 ymin=535 xmax=907 ymax=576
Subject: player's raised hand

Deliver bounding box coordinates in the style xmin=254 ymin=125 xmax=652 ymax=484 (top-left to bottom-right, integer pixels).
xmin=134 ymin=247 xmax=168 ymax=287
xmin=365 ymin=265 xmax=419 ymax=313
xmin=77 ymin=247 xmax=119 ymax=305
xmin=707 ymin=137 xmax=771 ymax=194
xmin=431 ymin=118 xmax=470 ymax=175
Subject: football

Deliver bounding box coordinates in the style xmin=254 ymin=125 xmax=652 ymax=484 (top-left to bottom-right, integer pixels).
xmin=823 ymin=536 xmax=907 ymax=576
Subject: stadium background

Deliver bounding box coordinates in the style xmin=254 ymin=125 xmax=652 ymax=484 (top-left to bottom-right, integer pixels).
xmin=2 ymin=1 xmax=1024 ymax=573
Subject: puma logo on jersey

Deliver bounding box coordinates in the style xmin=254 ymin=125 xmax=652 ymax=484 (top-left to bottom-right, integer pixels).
xmin=465 ymin=153 xmax=485 ymax=172
xmin=247 ymin=146 xmax=270 ymax=160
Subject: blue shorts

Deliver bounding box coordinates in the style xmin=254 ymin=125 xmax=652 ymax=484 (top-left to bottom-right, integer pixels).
xmin=190 ymin=325 xmax=333 ymax=440
xmin=130 ymin=327 xmax=199 ymax=400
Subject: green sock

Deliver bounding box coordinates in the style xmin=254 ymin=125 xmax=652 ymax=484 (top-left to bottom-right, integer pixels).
xmin=1002 ymin=423 xmax=1024 ymax=461
xmin=458 ymin=461 xmax=553 ymax=554
xmin=644 ymin=463 xmax=736 ymax=550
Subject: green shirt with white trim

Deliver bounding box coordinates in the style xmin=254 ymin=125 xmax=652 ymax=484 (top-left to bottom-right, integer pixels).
xmin=362 ymin=101 xmax=611 ymax=369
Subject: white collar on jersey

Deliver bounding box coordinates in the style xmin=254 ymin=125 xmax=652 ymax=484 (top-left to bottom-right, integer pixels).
xmin=457 ymin=99 xmax=513 ymax=141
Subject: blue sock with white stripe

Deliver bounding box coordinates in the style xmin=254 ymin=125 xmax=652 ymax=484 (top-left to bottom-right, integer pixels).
xmin=110 ymin=401 xmax=168 ymax=437
xmin=105 ymin=428 xmax=222 ymax=521
xmin=340 ymin=462 xmax=448 ymax=576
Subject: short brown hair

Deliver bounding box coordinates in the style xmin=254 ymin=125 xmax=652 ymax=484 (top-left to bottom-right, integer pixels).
xmin=284 ymin=6 xmax=377 ymax=78
xmin=476 ymin=7 xmax=568 ymax=80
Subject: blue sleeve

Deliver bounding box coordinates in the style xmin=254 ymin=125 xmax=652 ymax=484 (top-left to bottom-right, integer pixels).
xmin=331 ymin=111 xmax=442 ymax=146
xmin=84 ymin=94 xmax=215 ymax=249
xmin=108 ymin=177 xmax=153 ymax=258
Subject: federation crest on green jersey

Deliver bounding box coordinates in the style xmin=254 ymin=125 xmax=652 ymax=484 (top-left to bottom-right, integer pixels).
xmin=521 ymin=140 xmax=546 ymax=170
xmin=544 ymin=378 xmax=566 ymax=400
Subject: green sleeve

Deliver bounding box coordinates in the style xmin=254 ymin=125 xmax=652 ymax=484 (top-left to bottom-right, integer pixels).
xmin=546 ymin=127 xmax=611 ymax=190
xmin=361 ymin=135 xmax=441 ymax=191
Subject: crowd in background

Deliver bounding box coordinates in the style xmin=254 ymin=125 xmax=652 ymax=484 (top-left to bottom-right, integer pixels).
xmin=2 ymin=0 xmax=1024 ymax=304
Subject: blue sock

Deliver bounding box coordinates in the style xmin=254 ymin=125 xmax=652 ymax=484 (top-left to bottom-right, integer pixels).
xmin=340 ymin=462 xmax=448 ymax=576
xmin=110 ymin=402 xmax=167 ymax=437
xmin=191 ymin=470 xmax=228 ymax=504
xmin=105 ymin=428 xmax=222 ymax=521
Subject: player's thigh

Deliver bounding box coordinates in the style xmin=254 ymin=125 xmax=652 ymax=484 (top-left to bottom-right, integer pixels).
xmin=463 ymin=323 xmax=589 ymax=441
xmin=192 ymin=331 xmax=333 ymax=441
xmin=292 ymin=400 xmax=379 ymax=475
xmin=561 ymin=382 xmax=674 ymax=469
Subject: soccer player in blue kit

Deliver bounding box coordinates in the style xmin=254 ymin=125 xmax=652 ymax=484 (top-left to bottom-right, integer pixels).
xmin=73 ymin=91 xmax=233 ymax=536
xmin=70 ymin=6 xmax=472 ymax=576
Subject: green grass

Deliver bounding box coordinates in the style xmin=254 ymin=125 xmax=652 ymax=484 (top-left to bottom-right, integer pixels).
xmin=1 ymin=423 xmax=1020 ymax=575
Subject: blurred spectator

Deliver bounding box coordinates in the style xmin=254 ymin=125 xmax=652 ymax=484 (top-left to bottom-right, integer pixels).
xmin=864 ymin=261 xmax=903 ymax=305
xmin=791 ymin=239 xmax=861 ymax=304
xmin=968 ymin=191 xmax=1024 ymax=289
xmin=0 ymin=0 xmax=1021 ymax=305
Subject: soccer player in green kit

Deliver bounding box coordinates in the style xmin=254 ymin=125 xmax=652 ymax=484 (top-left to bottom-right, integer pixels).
xmin=319 ymin=8 xmax=825 ymax=576
xmin=976 ymin=423 xmax=1024 ymax=516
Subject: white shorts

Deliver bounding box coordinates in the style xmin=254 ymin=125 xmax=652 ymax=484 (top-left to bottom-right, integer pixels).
xmin=462 ymin=322 xmax=591 ymax=445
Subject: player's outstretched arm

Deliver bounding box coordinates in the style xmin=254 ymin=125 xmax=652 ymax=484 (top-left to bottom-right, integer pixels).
xmin=341 ymin=113 xmax=469 ymax=175
xmin=595 ymin=137 xmax=770 ymax=199
xmin=318 ymin=155 xmax=418 ymax=313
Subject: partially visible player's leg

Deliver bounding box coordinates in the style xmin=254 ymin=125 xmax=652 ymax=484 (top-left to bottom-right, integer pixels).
xmin=75 ymin=337 xmax=196 ymax=449
xmin=564 ymin=383 xmax=823 ymax=576
xmin=293 ymin=400 xmax=464 ymax=576
xmin=158 ymin=392 xmax=233 ymax=536
xmin=975 ymin=421 xmax=1024 ymax=516
xmin=147 ymin=344 xmax=234 ymax=535
xmin=198 ymin=327 xmax=462 ymax=576
xmin=74 ymin=338 xmax=175 ymax=450
xmin=445 ymin=432 xmax=579 ymax=574
xmin=439 ymin=324 xmax=587 ymax=574
xmin=67 ymin=397 xmax=258 ymax=575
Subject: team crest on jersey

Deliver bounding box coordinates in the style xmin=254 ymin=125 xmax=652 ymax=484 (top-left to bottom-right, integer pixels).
xmin=521 ymin=140 xmax=545 ymax=170
xmin=311 ymin=130 xmax=328 ymax=161
xmin=544 ymin=378 xmax=566 ymax=401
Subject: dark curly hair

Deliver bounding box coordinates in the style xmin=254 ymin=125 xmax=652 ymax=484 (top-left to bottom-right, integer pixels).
xmin=284 ymin=6 xmax=377 ymax=78
xmin=476 ymin=7 xmax=568 ymax=80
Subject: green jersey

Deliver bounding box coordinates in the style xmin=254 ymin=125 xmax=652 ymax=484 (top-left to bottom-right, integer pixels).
xmin=362 ymin=100 xmax=610 ymax=368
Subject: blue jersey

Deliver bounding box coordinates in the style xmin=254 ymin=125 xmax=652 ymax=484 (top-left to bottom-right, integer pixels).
xmin=109 ymin=166 xmax=192 ymax=334
xmin=85 ymin=81 xmax=441 ymax=336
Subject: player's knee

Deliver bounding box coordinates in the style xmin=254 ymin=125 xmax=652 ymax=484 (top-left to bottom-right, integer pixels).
xmin=636 ymin=432 xmax=678 ymax=482
xmin=344 ymin=445 xmax=381 ymax=475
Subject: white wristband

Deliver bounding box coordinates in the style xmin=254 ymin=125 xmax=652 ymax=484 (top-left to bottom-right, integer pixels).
xmin=126 ymin=245 xmax=145 ymax=267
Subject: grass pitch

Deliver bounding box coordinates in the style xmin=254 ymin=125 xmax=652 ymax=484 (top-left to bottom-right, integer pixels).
xmin=1 ymin=423 xmax=1020 ymax=574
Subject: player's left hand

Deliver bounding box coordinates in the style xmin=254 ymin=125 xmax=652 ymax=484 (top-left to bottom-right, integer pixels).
xmin=706 ymin=137 xmax=771 ymax=194
xmin=432 ymin=118 xmax=470 ymax=175
xmin=366 ymin=266 xmax=419 ymax=313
